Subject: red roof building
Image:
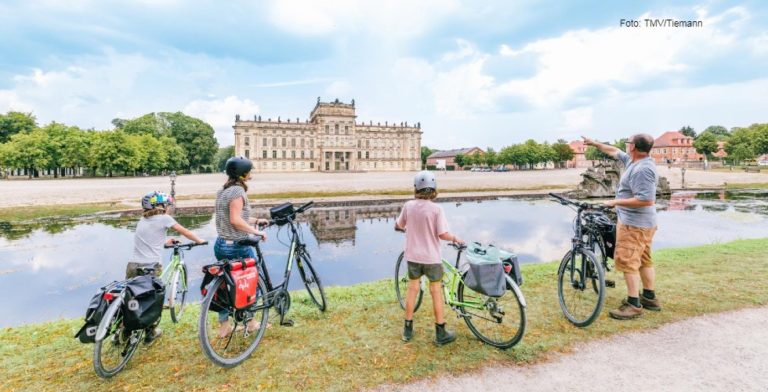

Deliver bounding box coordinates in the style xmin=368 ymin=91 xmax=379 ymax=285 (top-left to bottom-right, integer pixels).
xmin=650 ymin=131 xmax=702 ymax=164
xmin=567 ymin=140 xmax=598 ymax=168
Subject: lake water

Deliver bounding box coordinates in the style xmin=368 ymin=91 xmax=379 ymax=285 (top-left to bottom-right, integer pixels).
xmin=2 ymin=190 xmax=767 ymax=328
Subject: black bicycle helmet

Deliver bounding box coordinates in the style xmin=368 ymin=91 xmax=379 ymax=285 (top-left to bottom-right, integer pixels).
xmin=225 ymin=156 xmax=253 ymax=179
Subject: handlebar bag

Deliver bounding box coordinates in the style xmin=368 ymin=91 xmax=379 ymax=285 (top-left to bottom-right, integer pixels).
xmin=74 ymin=287 xmax=110 ymax=343
xmin=464 ymin=243 xmax=506 ymax=297
xmin=123 ymin=275 xmax=165 ymax=331
xmin=270 ymin=202 xmax=295 ymax=225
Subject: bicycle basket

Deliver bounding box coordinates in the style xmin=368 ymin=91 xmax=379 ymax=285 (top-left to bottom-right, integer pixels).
xmin=464 ymin=243 xmax=506 ymax=297
xmin=270 ymin=202 xmax=295 ymax=225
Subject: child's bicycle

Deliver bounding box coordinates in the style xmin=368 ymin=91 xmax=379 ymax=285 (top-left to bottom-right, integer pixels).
xmin=393 ymin=241 xmax=527 ymax=349
xmin=92 ymin=267 xmax=158 ymax=378
xmin=161 ymin=240 xmax=208 ymax=322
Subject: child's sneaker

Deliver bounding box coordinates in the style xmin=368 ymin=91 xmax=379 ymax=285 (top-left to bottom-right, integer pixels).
xmin=434 ymin=323 xmax=456 ymax=346
xmin=402 ymin=320 xmax=414 ymax=342
xmin=144 ymin=328 xmax=163 ymax=346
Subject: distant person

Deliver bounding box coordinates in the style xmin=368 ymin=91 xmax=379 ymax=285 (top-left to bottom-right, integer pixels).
xmin=213 ymin=156 xmax=270 ymax=337
xmin=582 ymin=135 xmax=661 ymax=320
xmin=128 ymin=191 xmax=206 ymax=344
xmin=395 ymin=170 xmax=465 ymax=345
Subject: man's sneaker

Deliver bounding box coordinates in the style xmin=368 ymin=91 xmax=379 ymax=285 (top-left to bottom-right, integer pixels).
xmin=434 ymin=323 xmax=456 ymax=346
xmin=609 ymin=302 xmax=643 ymax=320
xmin=640 ymin=295 xmax=662 ymax=311
xmin=402 ymin=320 xmax=414 ymax=342
xmin=144 ymin=328 xmax=163 ymax=346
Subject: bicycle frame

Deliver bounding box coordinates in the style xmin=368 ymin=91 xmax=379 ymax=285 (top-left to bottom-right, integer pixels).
xmin=252 ymin=219 xmax=304 ymax=295
xmin=159 ymin=252 xmax=183 ymax=287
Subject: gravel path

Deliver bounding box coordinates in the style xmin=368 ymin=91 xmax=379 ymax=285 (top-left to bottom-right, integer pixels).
xmin=378 ymin=306 xmax=768 ymax=392
xmin=1 ymin=168 xmax=765 ymax=208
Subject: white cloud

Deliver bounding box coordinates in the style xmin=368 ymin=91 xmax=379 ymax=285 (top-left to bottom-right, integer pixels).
xmin=183 ymin=96 xmax=260 ymax=146
xmin=325 ymin=80 xmax=352 ymax=97
xmin=267 ymin=0 xmax=459 ymax=39
xmin=561 ymin=107 xmax=593 ymax=131
xmin=0 ymin=90 xmax=33 ymax=112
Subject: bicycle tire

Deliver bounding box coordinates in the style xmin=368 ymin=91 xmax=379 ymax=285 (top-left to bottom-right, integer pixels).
xmin=394 ymin=251 xmax=423 ymax=311
xmin=458 ymin=274 xmax=526 ymax=349
xmin=93 ymin=299 xmax=143 ymax=378
xmin=557 ymin=249 xmax=605 ymax=327
xmin=297 ymin=252 xmax=327 ymax=311
xmin=198 ymin=275 xmax=269 ymax=368
xmin=169 ymin=264 xmax=188 ymax=323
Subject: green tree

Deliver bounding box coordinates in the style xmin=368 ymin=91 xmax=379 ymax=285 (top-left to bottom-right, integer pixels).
xmin=89 ymin=130 xmax=138 ymax=177
xmin=694 ymin=132 xmax=719 ymax=158
xmin=420 ymin=146 xmax=435 ymax=168
xmin=61 ymin=129 xmax=93 ymax=176
xmin=215 ymin=145 xmax=235 ymax=172
xmin=680 ymin=125 xmax=696 ymax=138
xmin=484 ymin=148 xmax=498 ymax=167
xmin=725 ymin=127 xmax=756 ymax=165
xmin=122 ymin=112 xmax=216 ymax=172
xmin=552 ymin=141 xmax=574 ymax=168
xmin=0 ymin=111 xmax=37 ymax=143
xmin=748 ymin=123 xmax=768 ymax=156
xmin=703 ymin=125 xmax=729 ymax=139
xmin=3 ymin=131 xmax=50 ymax=178
xmin=454 ymin=153 xmax=466 ymax=169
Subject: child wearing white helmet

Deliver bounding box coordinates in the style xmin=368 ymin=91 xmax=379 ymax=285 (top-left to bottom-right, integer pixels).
xmin=127 ymin=191 xmax=207 ymax=345
xmin=395 ymin=170 xmax=465 ymax=345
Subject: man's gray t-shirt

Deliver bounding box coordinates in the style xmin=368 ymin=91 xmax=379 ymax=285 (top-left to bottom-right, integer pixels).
xmin=615 ymin=151 xmax=658 ymax=228
xmin=131 ymin=214 xmax=177 ymax=263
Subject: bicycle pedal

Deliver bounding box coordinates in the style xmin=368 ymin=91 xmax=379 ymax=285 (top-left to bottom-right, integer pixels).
xmin=605 ymin=279 xmax=616 ymax=288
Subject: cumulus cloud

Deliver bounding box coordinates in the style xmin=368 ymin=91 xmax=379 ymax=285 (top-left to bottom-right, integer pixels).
xmin=184 ymin=96 xmax=260 ymax=146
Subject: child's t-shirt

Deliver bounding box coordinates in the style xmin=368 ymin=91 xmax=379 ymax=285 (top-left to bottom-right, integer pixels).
xmin=396 ymin=199 xmax=449 ymax=264
xmin=131 ymin=214 xmax=177 ymax=264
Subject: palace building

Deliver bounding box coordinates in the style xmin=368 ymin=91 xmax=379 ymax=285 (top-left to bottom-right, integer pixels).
xmin=233 ymin=98 xmax=422 ymax=172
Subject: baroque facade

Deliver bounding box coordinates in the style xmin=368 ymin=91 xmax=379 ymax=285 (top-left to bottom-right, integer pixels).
xmin=233 ymin=99 xmax=422 ymax=172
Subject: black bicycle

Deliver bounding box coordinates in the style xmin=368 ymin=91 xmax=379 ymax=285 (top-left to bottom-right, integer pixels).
xmin=549 ymin=193 xmax=616 ymax=327
xmin=198 ymin=201 xmax=326 ymax=368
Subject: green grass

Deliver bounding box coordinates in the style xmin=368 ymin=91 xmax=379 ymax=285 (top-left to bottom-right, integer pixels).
xmin=2 ymin=238 xmax=767 ymax=391
xmin=724 ymin=182 xmax=768 ymax=190
xmin=0 ymin=203 xmax=132 ymax=221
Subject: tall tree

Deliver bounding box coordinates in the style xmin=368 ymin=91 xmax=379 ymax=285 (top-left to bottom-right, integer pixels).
xmin=454 ymin=153 xmax=466 ymax=169
xmin=420 ymin=146 xmax=435 ymax=168
xmin=484 ymin=148 xmax=498 ymax=167
xmin=679 ymin=125 xmax=696 ymax=138
xmin=552 ymin=141 xmax=575 ymax=168
xmin=693 ymin=132 xmax=718 ymax=166
xmin=215 ymin=145 xmax=235 ymax=172
xmin=702 ymin=125 xmax=729 ymax=139
xmin=0 ymin=111 xmax=37 ymax=143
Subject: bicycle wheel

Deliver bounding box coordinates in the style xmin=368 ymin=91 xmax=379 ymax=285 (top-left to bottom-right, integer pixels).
xmin=394 ymin=252 xmax=423 ymax=311
xmin=297 ymin=251 xmax=327 ymax=311
xmin=198 ymin=275 xmax=269 ymax=368
xmin=169 ymin=264 xmax=188 ymax=323
xmin=557 ymin=249 xmax=605 ymax=327
xmin=93 ymin=299 xmax=144 ymax=378
xmin=458 ymin=275 xmax=526 ymax=349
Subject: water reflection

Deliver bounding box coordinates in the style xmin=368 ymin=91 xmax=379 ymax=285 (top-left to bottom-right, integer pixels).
xmin=2 ymin=191 xmax=768 ymax=327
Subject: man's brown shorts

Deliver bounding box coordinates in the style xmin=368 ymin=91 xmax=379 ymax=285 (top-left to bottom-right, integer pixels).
xmin=614 ymin=223 xmax=657 ymax=274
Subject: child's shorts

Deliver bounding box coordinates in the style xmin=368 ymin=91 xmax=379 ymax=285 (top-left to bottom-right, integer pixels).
xmin=407 ymin=261 xmax=443 ymax=282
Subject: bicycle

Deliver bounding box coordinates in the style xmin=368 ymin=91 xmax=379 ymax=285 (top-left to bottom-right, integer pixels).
xmin=161 ymin=240 xmax=208 ymax=323
xmin=549 ymin=192 xmax=617 ymax=327
xmin=394 ymin=241 xmax=526 ymax=349
xmin=198 ymin=201 xmax=327 ymax=368
xmin=92 ymin=267 xmax=157 ymax=378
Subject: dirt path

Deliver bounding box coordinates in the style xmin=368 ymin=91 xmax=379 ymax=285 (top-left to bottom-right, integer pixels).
xmin=377 ymin=306 xmax=768 ymax=392
xmin=1 ymin=168 xmax=765 ymax=208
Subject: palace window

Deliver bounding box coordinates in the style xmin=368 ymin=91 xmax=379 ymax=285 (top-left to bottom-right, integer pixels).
xmin=301 ymin=138 xmax=305 ymax=147
xmin=272 ymin=150 xmax=277 ymax=158
xmin=325 ymin=125 xmax=329 ymax=133
xmin=291 ymin=138 xmax=296 ymax=147
xmin=282 ymin=138 xmax=286 ymax=147
xmin=301 ymin=151 xmax=305 ymax=159
xmin=358 ymin=151 xmax=362 ymax=159
xmin=272 ymin=138 xmax=277 ymax=147
xmin=310 ymin=151 xmax=314 ymax=159
xmin=282 ymin=151 xmax=286 ymax=158
xmin=365 ymin=151 xmax=369 ymax=159
xmin=291 ymin=151 xmax=296 ymax=159
xmin=263 ymin=150 xmax=267 ymax=158
xmin=244 ymin=137 xmax=250 ymax=146
xmin=263 ymin=138 xmax=267 ymax=146
xmin=244 ymin=150 xmax=250 ymax=158
xmin=335 ymin=124 xmax=339 ymax=134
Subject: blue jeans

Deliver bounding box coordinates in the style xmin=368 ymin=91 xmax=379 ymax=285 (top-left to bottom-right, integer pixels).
xmin=213 ymin=237 xmax=257 ymax=322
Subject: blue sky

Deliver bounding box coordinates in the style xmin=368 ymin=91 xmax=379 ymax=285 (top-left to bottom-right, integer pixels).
xmin=1 ymin=0 xmax=766 ymax=149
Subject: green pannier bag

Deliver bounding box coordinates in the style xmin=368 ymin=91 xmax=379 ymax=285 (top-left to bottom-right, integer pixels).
xmin=464 ymin=242 xmax=506 ymax=297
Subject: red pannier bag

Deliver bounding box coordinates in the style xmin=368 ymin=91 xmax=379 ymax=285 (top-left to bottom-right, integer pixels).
xmin=229 ymin=258 xmax=259 ymax=309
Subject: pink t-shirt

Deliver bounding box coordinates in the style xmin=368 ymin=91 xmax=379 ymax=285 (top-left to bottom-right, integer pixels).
xmin=396 ymin=199 xmax=449 ymax=264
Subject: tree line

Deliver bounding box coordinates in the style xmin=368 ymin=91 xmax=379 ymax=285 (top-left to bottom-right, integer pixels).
xmin=0 ymin=111 xmax=220 ymax=178
xmin=683 ymin=124 xmax=768 ymax=165
xmin=444 ymin=140 xmax=576 ymax=170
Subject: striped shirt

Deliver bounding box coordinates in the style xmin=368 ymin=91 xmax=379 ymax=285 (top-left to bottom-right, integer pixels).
xmin=215 ymin=185 xmax=251 ymax=240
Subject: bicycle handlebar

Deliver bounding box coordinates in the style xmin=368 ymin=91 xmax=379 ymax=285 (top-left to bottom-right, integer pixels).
xmin=296 ymin=201 xmax=314 ymax=214
xmin=164 ymin=240 xmax=209 ymax=249
xmin=548 ymin=192 xmax=611 ymax=211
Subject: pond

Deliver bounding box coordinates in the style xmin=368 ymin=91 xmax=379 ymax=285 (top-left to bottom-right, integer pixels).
xmin=2 ymin=190 xmax=767 ymax=328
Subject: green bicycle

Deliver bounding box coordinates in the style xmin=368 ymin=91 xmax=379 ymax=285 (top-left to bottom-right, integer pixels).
xmin=394 ymin=243 xmax=527 ymax=349
xmin=161 ymin=240 xmax=208 ymax=323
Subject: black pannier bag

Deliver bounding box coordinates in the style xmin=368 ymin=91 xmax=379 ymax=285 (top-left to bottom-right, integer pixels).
xmin=464 ymin=243 xmax=506 ymax=297
xmin=122 ymin=275 xmax=165 ymax=331
xmin=74 ymin=288 xmax=110 ymax=343
xmin=270 ymin=202 xmax=295 ymax=225
xmin=597 ymin=210 xmax=617 ymax=259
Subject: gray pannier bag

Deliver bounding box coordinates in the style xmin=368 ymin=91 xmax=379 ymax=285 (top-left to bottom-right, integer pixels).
xmin=464 ymin=242 xmax=506 ymax=297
